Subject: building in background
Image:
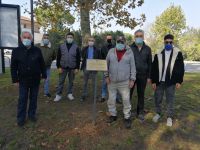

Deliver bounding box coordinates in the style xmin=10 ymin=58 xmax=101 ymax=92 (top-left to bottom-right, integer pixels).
xmin=20 ymin=16 xmax=43 ymax=44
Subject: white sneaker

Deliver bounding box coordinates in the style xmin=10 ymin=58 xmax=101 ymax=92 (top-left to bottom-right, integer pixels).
xmin=152 ymin=114 xmax=161 ymax=123
xmin=54 ymin=95 xmax=62 ymax=102
xmin=67 ymin=94 xmax=74 ymax=101
xmin=167 ymin=117 xmax=173 ymax=127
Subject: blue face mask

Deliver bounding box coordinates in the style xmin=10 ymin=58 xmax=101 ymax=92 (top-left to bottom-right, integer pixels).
xmin=22 ymin=39 xmax=32 ymax=47
xmin=135 ymin=37 xmax=143 ymax=46
xmin=116 ymin=43 xmax=125 ymax=51
xmin=165 ymin=44 xmax=173 ymax=51
xmin=43 ymin=39 xmax=49 ymax=46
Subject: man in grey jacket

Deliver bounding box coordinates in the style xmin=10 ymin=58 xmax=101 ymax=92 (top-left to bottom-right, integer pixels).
xmin=105 ymin=36 xmax=136 ymax=129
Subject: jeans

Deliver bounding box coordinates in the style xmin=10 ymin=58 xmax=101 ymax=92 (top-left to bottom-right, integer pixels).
xmin=130 ymin=74 xmax=147 ymax=115
xmin=101 ymin=73 xmax=107 ymax=98
xmin=56 ymin=68 xmax=75 ymax=95
xmin=17 ymin=84 xmax=39 ymax=123
xmin=82 ymin=70 xmax=97 ymax=98
xmin=44 ymin=67 xmax=51 ymax=94
xmin=154 ymin=82 xmax=175 ymax=118
xmin=107 ymin=80 xmax=131 ymax=119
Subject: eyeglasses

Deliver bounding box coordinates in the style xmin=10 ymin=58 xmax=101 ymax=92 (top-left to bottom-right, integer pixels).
xmin=135 ymin=35 xmax=143 ymax=38
xmin=165 ymin=41 xmax=173 ymax=44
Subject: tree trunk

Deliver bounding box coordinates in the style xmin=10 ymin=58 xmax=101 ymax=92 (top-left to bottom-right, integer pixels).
xmin=80 ymin=1 xmax=91 ymax=46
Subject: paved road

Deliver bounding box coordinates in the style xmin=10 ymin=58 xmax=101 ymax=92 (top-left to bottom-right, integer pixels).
xmin=4 ymin=54 xmax=200 ymax=72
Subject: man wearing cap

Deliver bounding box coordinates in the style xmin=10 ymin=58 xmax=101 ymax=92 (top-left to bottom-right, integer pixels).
xmin=151 ymin=34 xmax=184 ymax=127
xmin=105 ymin=36 xmax=136 ymax=129
xmin=130 ymin=29 xmax=152 ymax=122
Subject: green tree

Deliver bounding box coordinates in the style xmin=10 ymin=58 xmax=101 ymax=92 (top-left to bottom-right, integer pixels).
xmin=179 ymin=27 xmax=200 ymax=61
xmin=150 ymin=5 xmax=186 ymax=52
xmin=35 ymin=0 xmax=75 ymax=32
xmin=36 ymin=0 xmax=146 ymax=42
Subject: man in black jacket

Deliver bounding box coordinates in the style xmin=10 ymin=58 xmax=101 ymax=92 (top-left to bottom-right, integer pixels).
xmin=80 ymin=36 xmax=101 ymax=101
xmin=11 ymin=31 xmax=47 ymax=127
xmin=151 ymin=34 xmax=184 ymax=127
xmin=130 ymin=29 xmax=152 ymax=122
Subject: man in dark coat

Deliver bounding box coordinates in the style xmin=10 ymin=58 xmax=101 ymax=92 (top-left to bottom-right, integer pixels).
xmin=80 ymin=36 xmax=101 ymax=101
xmin=130 ymin=29 xmax=152 ymax=122
xmin=151 ymin=34 xmax=185 ymax=127
xmin=11 ymin=31 xmax=47 ymax=127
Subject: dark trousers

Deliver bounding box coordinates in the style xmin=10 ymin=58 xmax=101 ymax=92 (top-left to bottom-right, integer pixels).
xmin=56 ymin=68 xmax=75 ymax=95
xmin=17 ymin=84 xmax=39 ymax=123
xmin=154 ymin=82 xmax=175 ymax=118
xmin=82 ymin=70 xmax=97 ymax=98
xmin=130 ymin=75 xmax=147 ymax=115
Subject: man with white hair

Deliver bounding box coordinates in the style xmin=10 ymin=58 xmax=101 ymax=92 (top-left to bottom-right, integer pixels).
xmin=130 ymin=29 xmax=152 ymax=122
xmin=11 ymin=31 xmax=47 ymax=127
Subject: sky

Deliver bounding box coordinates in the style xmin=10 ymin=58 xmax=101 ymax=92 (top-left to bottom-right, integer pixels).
xmin=2 ymin=0 xmax=200 ymax=33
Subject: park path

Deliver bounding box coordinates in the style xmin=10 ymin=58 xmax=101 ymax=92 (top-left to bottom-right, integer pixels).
xmin=4 ymin=54 xmax=200 ymax=72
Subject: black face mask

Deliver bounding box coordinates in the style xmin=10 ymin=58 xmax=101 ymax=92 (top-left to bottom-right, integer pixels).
xmin=107 ymin=39 xmax=112 ymax=43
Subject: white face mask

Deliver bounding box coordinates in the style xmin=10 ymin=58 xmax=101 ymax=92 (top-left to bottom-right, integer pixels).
xmin=66 ymin=37 xmax=73 ymax=44
xmin=88 ymin=41 xmax=94 ymax=46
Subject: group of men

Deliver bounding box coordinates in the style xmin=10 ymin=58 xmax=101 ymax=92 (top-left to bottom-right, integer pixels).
xmin=11 ymin=29 xmax=184 ymax=129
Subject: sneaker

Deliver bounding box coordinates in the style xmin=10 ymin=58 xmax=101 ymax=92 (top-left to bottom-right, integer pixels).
xmin=44 ymin=93 xmax=51 ymax=98
xmin=54 ymin=95 xmax=62 ymax=102
xmin=124 ymin=118 xmax=132 ymax=129
xmin=138 ymin=114 xmax=145 ymax=122
xmin=153 ymin=114 xmax=161 ymax=123
xmin=166 ymin=117 xmax=173 ymax=127
xmin=67 ymin=94 xmax=74 ymax=101
xmin=99 ymin=98 xmax=106 ymax=103
xmin=107 ymin=116 xmax=117 ymax=123
xmin=80 ymin=96 xmax=85 ymax=102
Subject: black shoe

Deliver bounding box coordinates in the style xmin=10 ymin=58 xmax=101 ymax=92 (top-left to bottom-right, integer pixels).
xmin=107 ymin=116 xmax=117 ymax=123
xmin=124 ymin=118 xmax=132 ymax=129
xmin=99 ymin=98 xmax=106 ymax=103
xmin=29 ymin=117 xmax=37 ymax=123
xmin=17 ymin=121 xmax=25 ymax=127
xmin=80 ymin=97 xmax=85 ymax=102
xmin=138 ymin=114 xmax=145 ymax=122
xmin=44 ymin=93 xmax=51 ymax=98
xmin=116 ymin=98 xmax=122 ymax=104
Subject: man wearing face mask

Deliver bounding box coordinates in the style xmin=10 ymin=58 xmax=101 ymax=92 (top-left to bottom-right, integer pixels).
xmin=105 ymin=36 xmax=136 ymax=129
xmin=11 ymin=31 xmax=47 ymax=127
xmin=54 ymin=32 xmax=81 ymax=102
xmin=151 ymin=34 xmax=184 ymax=127
xmin=80 ymin=37 xmax=101 ymax=101
xmin=36 ymin=34 xmax=56 ymax=98
xmin=130 ymin=29 xmax=152 ymax=122
xmin=100 ymin=35 xmax=121 ymax=103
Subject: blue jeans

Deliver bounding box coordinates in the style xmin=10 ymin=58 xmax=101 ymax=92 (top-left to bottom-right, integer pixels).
xmin=44 ymin=67 xmax=51 ymax=94
xmin=17 ymin=84 xmax=39 ymax=123
xmin=101 ymin=74 xmax=107 ymax=98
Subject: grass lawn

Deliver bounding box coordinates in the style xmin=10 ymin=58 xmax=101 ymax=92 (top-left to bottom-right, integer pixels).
xmin=0 ymin=69 xmax=200 ymax=150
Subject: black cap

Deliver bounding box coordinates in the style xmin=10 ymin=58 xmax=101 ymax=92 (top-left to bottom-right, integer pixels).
xmin=164 ymin=34 xmax=174 ymax=40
